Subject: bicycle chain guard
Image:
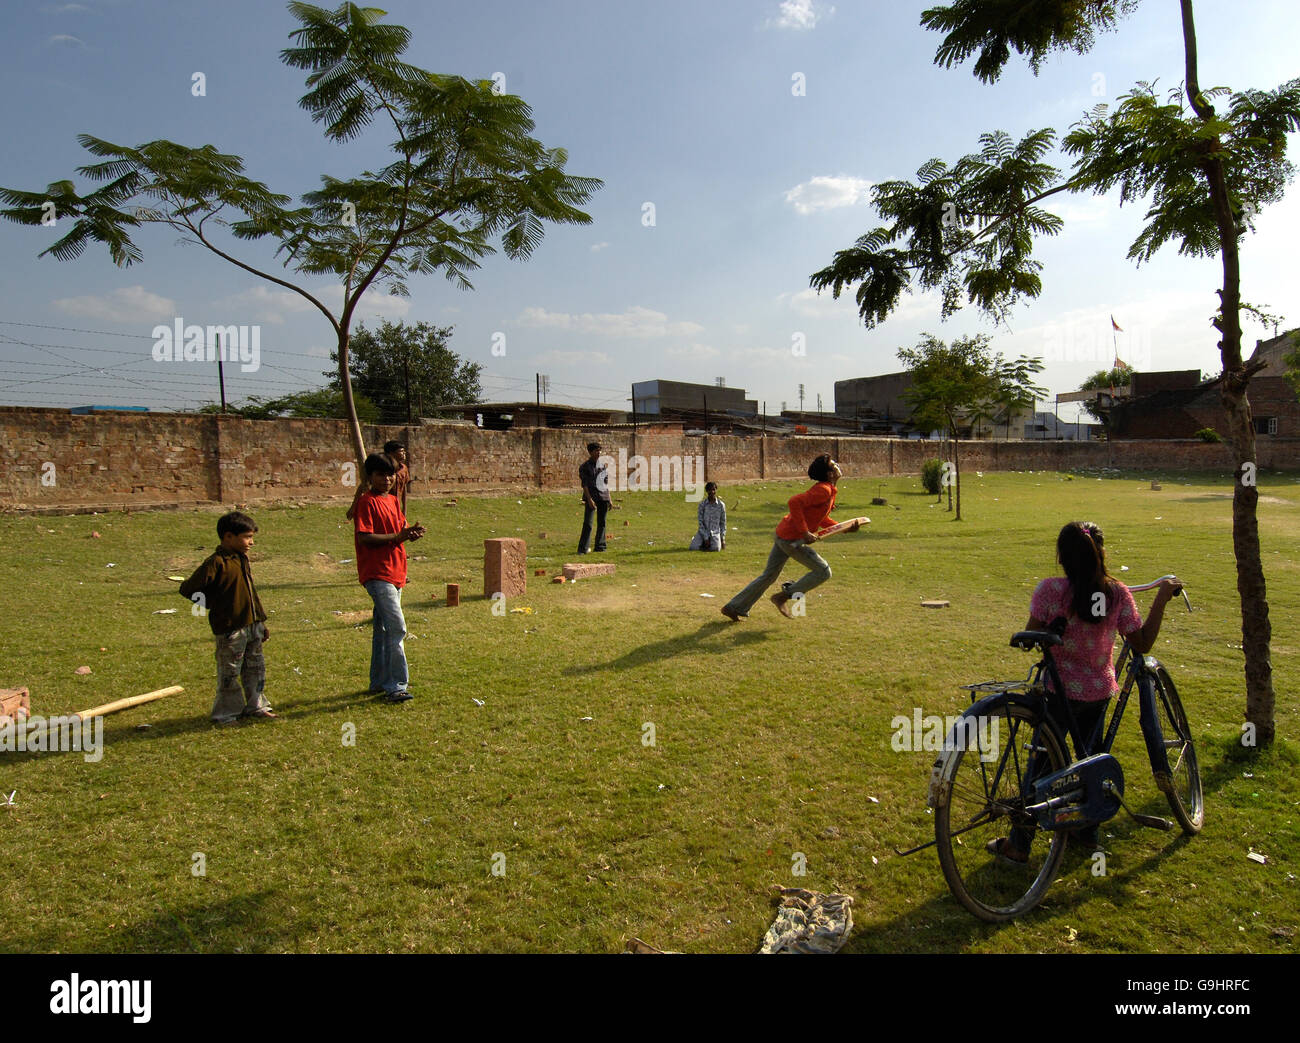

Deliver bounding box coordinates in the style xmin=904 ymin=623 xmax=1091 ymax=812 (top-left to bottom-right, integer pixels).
xmin=1028 ymin=753 xmax=1124 ymax=830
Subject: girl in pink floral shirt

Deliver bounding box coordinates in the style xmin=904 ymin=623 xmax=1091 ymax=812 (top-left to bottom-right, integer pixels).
xmin=990 ymin=521 xmax=1181 ymax=864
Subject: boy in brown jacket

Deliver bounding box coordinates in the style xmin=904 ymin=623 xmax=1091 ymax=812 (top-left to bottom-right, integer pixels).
xmin=179 ymin=511 xmax=277 ymax=724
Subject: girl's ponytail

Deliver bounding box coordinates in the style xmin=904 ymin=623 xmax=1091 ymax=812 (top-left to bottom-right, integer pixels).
xmin=1057 ymin=521 xmax=1113 ymax=625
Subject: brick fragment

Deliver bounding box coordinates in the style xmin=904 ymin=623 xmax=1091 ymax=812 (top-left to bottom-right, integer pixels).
xmin=562 ymin=562 xmax=616 ymax=581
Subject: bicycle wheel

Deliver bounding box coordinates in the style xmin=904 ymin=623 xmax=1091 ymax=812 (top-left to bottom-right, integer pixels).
xmin=933 ymin=700 xmax=1070 ymax=922
xmin=1151 ymin=666 xmax=1204 ymax=834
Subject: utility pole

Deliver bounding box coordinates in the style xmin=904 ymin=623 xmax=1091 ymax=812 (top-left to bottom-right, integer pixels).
xmin=404 ymin=349 xmax=412 ymax=424
xmin=798 ymin=383 xmax=805 ymax=416
xmin=216 ymin=333 xmax=227 ymax=413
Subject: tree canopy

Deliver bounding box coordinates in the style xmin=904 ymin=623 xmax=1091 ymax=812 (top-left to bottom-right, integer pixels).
xmin=329 ymin=319 xmax=481 ymax=422
xmin=1078 ymin=366 xmax=1132 ymax=423
xmin=0 ymin=1 xmax=601 ymax=465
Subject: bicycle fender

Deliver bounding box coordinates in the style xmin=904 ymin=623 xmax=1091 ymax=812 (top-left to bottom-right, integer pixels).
xmin=926 ymin=692 xmax=1040 ymax=808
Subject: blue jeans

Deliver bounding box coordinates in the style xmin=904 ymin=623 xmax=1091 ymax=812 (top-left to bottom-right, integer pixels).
xmin=364 ymin=579 xmax=408 ymax=695
xmin=724 ymin=537 xmax=831 ymax=616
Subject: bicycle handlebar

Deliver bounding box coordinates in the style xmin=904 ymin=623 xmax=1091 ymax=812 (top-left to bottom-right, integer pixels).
xmin=1125 ymin=574 xmax=1192 ymax=612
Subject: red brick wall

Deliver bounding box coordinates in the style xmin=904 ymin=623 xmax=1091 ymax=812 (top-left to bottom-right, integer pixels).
xmin=3 ymin=407 xmax=1297 ymax=513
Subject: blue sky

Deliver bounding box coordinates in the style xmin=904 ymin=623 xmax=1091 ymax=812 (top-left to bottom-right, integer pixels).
xmin=2 ymin=0 xmax=1297 ymax=421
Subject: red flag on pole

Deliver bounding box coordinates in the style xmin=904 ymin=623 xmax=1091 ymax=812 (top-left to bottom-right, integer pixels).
xmin=1111 ymin=315 xmax=1123 ymax=332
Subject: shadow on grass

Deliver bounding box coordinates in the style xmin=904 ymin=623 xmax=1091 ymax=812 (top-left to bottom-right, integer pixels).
xmin=566 ymin=621 xmax=769 ymax=674
xmin=100 ymin=890 xmax=302 ymax=953
xmin=846 ymin=827 xmax=1197 ymax=952
xmin=93 ymin=690 xmax=389 ymax=751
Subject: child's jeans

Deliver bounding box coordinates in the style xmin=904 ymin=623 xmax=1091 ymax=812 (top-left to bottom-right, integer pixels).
xmin=212 ymin=623 xmax=271 ymax=723
xmin=364 ymin=579 xmax=409 ymax=696
xmin=724 ymin=537 xmax=831 ymax=616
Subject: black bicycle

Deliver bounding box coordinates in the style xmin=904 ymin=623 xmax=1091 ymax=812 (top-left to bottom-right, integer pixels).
xmin=907 ymin=576 xmax=1202 ymax=922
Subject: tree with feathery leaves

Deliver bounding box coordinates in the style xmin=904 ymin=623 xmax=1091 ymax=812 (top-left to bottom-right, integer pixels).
xmin=811 ymin=0 xmax=1298 ymax=746
xmin=0 ymin=2 xmax=600 ymax=468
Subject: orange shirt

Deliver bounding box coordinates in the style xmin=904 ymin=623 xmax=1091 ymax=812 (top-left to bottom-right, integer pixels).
xmin=775 ymin=482 xmax=837 ymax=541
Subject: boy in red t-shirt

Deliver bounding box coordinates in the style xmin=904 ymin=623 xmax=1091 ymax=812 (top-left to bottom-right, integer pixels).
xmin=346 ymin=440 xmax=410 ymax=520
xmin=721 ymin=454 xmax=858 ymax=621
xmin=353 ymin=453 xmax=425 ymax=702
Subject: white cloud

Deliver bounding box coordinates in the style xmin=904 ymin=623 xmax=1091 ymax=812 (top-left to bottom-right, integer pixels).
xmin=53 ymin=285 xmax=175 ymax=323
xmin=891 ymin=290 xmax=943 ymax=322
xmin=589 ymin=242 xmax=610 ymax=253
xmin=514 ymin=305 xmax=703 ymax=339
xmin=784 ymin=175 xmax=872 ymax=215
xmin=767 ymin=0 xmax=834 ymax=30
xmin=216 ymin=284 xmax=410 ymax=324
xmin=1048 ymin=194 xmax=1116 ymax=225
xmin=728 ymin=345 xmax=804 ymax=366
xmin=782 ymin=287 xmax=862 ymax=318
xmin=537 ymin=349 xmax=611 ymax=366
xmin=47 ymin=33 xmax=85 ymax=46
xmin=666 ymin=342 xmax=720 ymax=359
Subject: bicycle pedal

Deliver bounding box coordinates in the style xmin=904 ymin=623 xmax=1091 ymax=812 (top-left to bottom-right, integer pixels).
xmin=1129 ymin=812 xmax=1174 ymax=831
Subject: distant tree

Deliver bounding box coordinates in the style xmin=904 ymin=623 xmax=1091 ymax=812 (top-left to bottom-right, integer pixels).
xmin=331 ymin=319 xmax=480 ymax=422
xmin=898 ymin=333 xmax=1043 ymax=519
xmin=1078 ymin=366 xmax=1133 ymax=426
xmin=0 ymin=2 xmax=600 ymax=468
xmin=200 ymin=386 xmax=380 ymax=422
xmin=994 ymin=356 xmax=1047 ymax=438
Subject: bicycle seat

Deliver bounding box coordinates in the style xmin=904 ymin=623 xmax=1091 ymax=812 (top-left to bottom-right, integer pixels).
xmin=1010 ymin=630 xmax=1063 ymax=651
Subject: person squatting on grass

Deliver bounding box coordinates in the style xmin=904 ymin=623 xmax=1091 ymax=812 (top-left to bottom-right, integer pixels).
xmin=690 ymin=482 xmax=727 ymax=551
xmin=988 ymin=521 xmax=1182 ymax=863
xmin=721 ymin=455 xmax=859 ymax=621
xmin=178 ymin=511 xmax=277 ymax=724
xmin=354 ymin=453 xmax=426 ymax=704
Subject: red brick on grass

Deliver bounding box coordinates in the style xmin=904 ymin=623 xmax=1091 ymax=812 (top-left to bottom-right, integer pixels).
xmin=484 ymin=538 xmax=527 ymax=598
xmin=562 ymin=562 xmax=616 ymax=581
xmin=0 ymin=687 xmax=30 ymax=723
xmin=446 ymin=583 xmax=460 ymax=608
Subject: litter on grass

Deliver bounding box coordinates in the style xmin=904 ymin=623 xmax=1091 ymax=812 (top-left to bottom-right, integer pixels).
xmin=759 ymin=887 xmax=854 ymax=954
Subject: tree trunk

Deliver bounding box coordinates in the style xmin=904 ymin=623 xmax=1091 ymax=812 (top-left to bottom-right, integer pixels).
xmin=337 ymin=330 xmax=367 ymax=470
xmin=1181 ymin=0 xmax=1274 ymax=745
xmin=954 ymin=435 xmax=961 ymax=521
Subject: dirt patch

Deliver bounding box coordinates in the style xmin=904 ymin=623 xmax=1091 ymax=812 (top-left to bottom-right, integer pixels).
xmin=334 ymin=610 xmax=373 ymax=625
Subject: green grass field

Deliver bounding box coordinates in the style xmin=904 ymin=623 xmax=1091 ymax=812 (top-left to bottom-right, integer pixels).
xmin=2 ymin=468 xmax=1297 ymax=953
